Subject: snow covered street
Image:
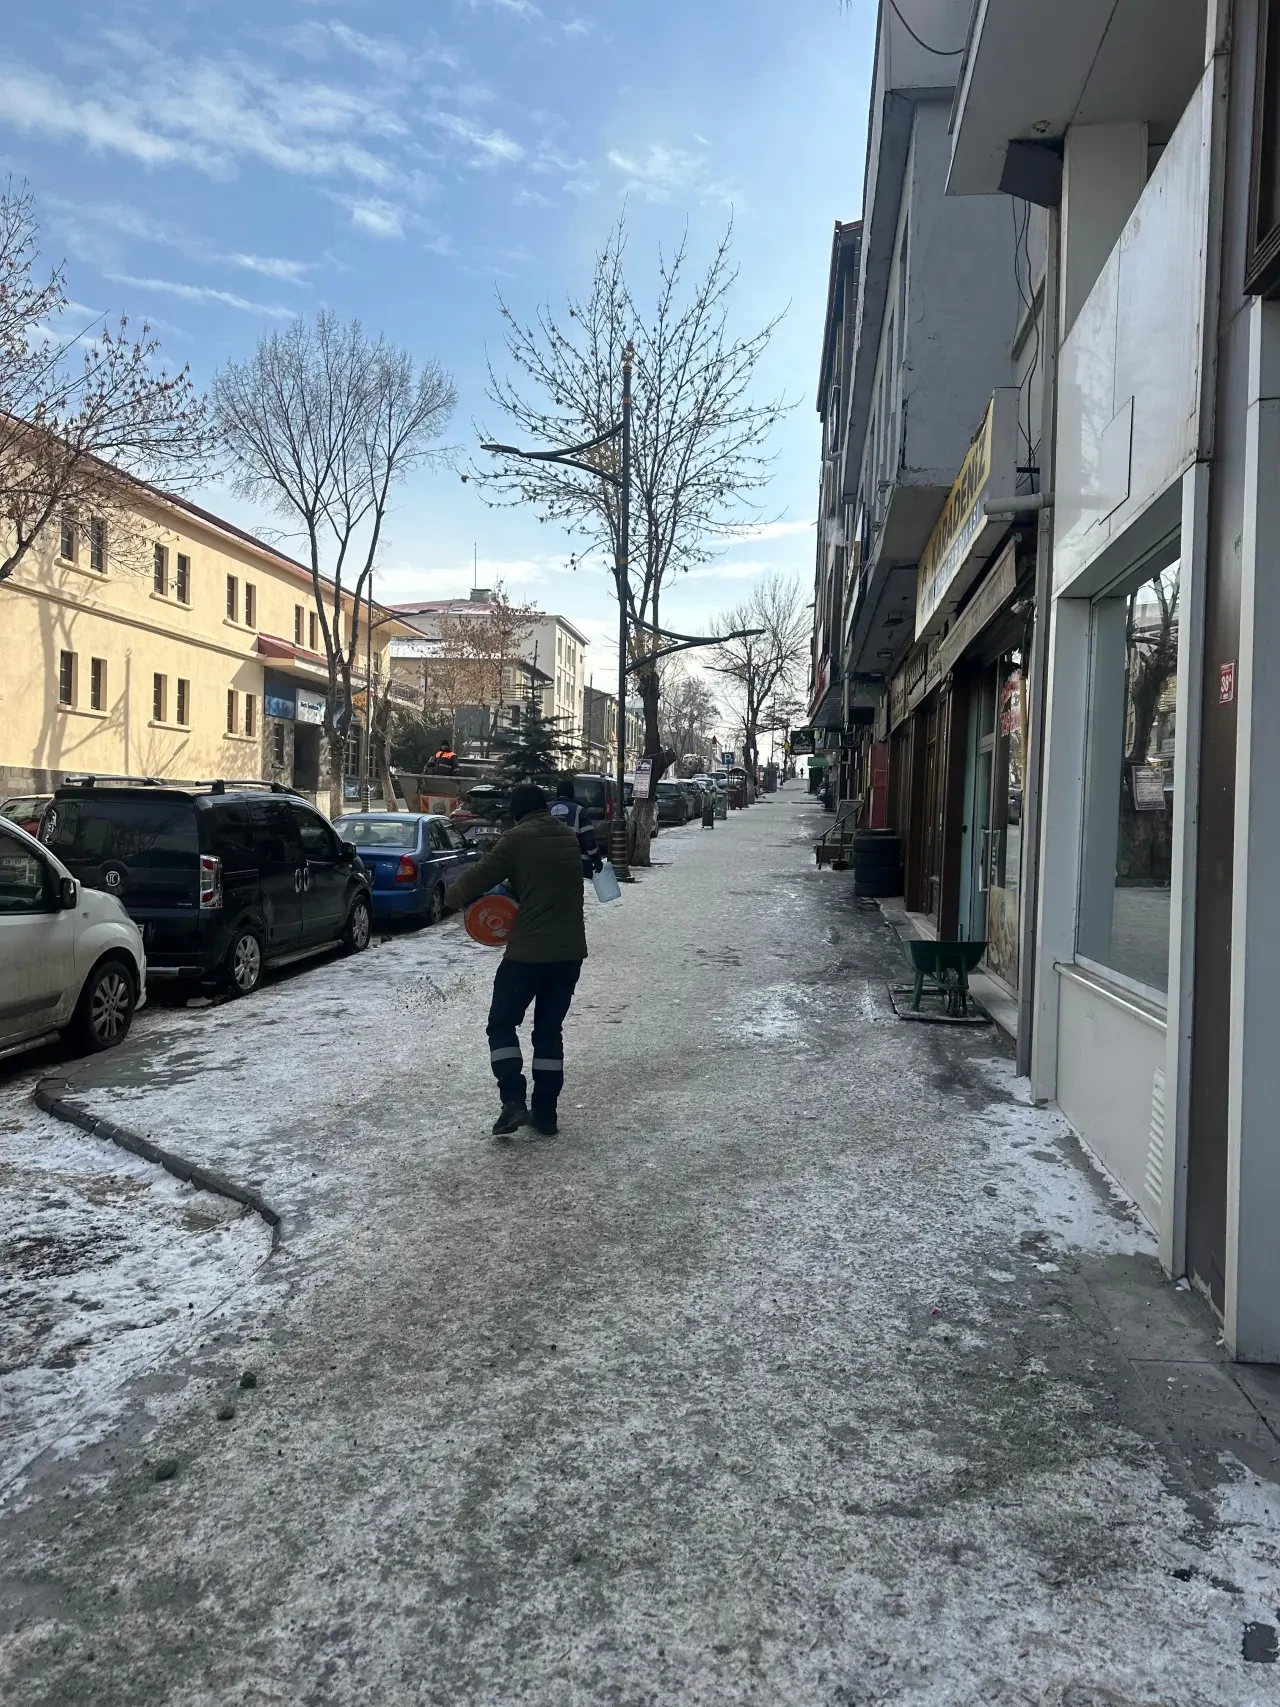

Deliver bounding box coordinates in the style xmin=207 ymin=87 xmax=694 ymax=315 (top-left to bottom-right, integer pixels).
xmin=2 ymin=784 xmax=1279 ymax=1704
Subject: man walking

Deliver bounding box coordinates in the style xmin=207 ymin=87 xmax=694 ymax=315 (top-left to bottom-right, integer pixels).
xmin=548 ymin=775 xmax=603 ymax=878
xmin=444 ymin=783 xmax=587 ymax=1138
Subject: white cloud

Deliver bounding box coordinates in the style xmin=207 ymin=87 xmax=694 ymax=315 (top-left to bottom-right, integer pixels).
xmin=107 ymin=274 xmax=295 ymax=318
xmin=0 ymin=42 xmax=406 ymax=188
xmin=606 ymin=142 xmax=736 ymax=207
xmin=50 ymin=198 xmax=316 ymax=290
xmin=342 ymin=198 xmax=406 ymax=239
xmin=562 ymin=18 xmax=592 ymax=36
xmin=228 ymin=253 xmax=313 ymax=284
xmin=465 ymin=0 xmax=542 ymax=18
xmin=727 ymin=519 xmax=816 ymax=541
xmin=427 ymin=111 xmax=524 ymax=167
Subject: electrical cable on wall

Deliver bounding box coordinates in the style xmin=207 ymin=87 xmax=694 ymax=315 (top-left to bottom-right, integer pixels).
xmin=887 ymin=0 xmax=966 ymax=57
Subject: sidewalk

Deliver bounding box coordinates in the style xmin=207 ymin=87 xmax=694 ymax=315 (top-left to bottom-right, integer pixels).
xmin=2 ymin=786 xmax=1278 ymax=1705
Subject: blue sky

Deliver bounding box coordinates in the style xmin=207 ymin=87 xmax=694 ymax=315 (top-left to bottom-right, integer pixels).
xmin=2 ymin=0 xmax=874 ymax=669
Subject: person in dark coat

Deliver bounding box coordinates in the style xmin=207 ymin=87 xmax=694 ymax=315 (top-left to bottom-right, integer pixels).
xmin=444 ymin=783 xmax=587 ymax=1138
xmin=548 ymin=775 xmax=603 ymax=878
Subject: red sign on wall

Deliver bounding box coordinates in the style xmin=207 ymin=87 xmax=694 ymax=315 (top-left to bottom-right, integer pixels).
xmin=1220 ymin=660 xmax=1236 ymax=705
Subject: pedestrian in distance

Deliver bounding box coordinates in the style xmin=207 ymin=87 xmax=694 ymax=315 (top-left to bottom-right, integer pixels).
xmin=548 ymin=775 xmax=603 ymax=879
xmin=444 ymin=783 xmax=588 ymax=1139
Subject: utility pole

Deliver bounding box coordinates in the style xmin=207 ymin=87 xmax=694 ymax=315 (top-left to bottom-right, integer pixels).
xmin=611 ymin=343 xmax=633 ymax=879
xmin=360 ymin=568 xmax=374 ymax=811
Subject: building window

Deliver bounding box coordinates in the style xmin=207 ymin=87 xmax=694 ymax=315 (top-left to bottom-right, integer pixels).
xmin=89 ymin=518 xmax=107 ymax=574
xmin=273 ymin=723 xmax=286 ymax=766
xmin=1247 ymin=0 xmax=1280 ymax=295
xmin=227 ymin=689 xmax=237 ymax=734
xmin=153 ymin=544 xmax=168 ymax=595
xmin=90 ymin=657 xmax=106 ymax=712
xmin=153 ymin=673 xmax=167 ymax=723
xmin=244 ymin=693 xmax=256 ymax=739
xmin=60 ymin=514 xmax=77 ymax=562
xmin=176 ymin=553 xmax=191 ymax=604
xmin=226 ymin=574 xmax=239 ymax=623
xmin=308 ymin=611 xmax=318 ymax=652
xmin=245 ymin=583 xmax=257 ymax=629
xmin=177 ymin=678 xmax=190 ymax=726
xmin=58 ymin=650 xmax=75 ymax=707
xmin=1077 ymin=544 xmax=1181 ymax=996
xmin=294 ymin=605 xmax=304 ymax=645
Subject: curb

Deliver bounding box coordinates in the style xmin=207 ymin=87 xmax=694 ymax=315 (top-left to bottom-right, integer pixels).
xmin=35 ymin=1077 xmax=283 ymax=1250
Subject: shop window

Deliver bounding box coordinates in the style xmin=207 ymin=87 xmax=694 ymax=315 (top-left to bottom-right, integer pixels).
xmin=1077 ymin=545 xmax=1180 ymax=995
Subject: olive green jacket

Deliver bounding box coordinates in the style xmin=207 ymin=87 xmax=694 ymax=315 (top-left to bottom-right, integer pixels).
xmin=445 ymin=809 xmax=588 ymax=963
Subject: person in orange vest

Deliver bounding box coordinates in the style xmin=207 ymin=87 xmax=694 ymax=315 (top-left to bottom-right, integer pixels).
xmin=432 ymin=746 xmax=458 ymax=774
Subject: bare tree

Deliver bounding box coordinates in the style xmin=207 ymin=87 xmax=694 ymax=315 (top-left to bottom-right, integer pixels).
xmin=473 ymin=215 xmax=788 ymax=860
xmin=0 ymin=180 xmax=210 ymax=584
xmin=707 ymin=575 xmax=810 ymax=784
xmin=658 ymin=661 xmax=719 ymax=769
xmin=215 ymin=312 xmax=456 ymax=816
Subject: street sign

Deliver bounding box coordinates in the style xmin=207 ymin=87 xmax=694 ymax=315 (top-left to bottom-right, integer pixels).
xmin=721 ymin=749 xmax=736 ymax=767
xmin=789 ymin=728 xmax=817 ymax=755
xmin=633 ymin=757 xmax=653 ymax=800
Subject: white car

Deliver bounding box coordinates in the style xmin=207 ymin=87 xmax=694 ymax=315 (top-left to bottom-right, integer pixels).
xmin=0 ymin=816 xmax=147 ymax=1062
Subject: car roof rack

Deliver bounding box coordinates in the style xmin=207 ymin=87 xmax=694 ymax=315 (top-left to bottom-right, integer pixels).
xmin=59 ymin=774 xmax=300 ymax=797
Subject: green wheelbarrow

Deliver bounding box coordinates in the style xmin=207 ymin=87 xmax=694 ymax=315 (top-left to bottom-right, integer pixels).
xmin=901 ymin=938 xmax=987 ymax=1017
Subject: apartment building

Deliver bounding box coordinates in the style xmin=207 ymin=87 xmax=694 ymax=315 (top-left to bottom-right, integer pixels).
xmin=582 ymin=684 xmax=644 ymax=776
xmin=393 ymin=592 xmax=590 ymax=761
xmin=0 ymin=481 xmax=401 ymax=806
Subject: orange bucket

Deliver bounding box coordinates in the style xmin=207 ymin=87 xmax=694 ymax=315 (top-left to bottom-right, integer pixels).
xmin=464 ymin=893 xmax=519 ymax=947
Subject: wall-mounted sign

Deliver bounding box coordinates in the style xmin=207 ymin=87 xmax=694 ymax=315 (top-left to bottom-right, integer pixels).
xmin=296 ymin=689 xmax=326 ymax=726
xmin=790 ymin=728 xmax=817 ymax=755
xmin=915 ymin=389 xmax=1019 ymax=642
xmin=1219 ymin=660 xmax=1236 ymax=705
xmin=929 ymin=541 xmax=1019 ymax=685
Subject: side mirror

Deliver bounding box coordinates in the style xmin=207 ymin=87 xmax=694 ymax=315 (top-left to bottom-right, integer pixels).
xmin=341 ymin=840 xmax=357 ymax=861
xmin=59 ymin=875 xmax=77 ymax=910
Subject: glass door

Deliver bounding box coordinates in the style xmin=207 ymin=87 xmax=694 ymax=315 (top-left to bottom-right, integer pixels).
xmin=984 ymin=652 xmax=1026 ymax=987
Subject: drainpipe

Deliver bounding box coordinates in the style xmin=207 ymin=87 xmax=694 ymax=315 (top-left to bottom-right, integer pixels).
xmin=1015 ymin=208 xmax=1061 ymax=1079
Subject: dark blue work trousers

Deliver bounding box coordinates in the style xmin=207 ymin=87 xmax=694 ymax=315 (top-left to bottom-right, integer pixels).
xmin=486 ymin=958 xmax=583 ymax=1113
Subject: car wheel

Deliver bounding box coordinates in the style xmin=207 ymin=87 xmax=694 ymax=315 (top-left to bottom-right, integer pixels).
xmin=71 ymin=957 xmax=135 ymax=1053
xmin=225 ymin=927 xmax=264 ymax=997
xmin=344 ymin=895 xmax=372 ymax=953
xmin=427 ymin=884 xmax=446 ymax=926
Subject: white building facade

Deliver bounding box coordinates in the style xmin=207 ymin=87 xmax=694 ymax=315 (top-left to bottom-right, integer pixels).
xmin=950 ymin=0 xmax=1280 ymax=1359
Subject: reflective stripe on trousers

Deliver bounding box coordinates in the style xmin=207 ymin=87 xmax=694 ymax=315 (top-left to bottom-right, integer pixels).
xmin=485 ymin=958 xmax=583 ymax=1114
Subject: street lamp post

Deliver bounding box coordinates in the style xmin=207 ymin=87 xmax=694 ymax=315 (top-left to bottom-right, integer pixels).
xmin=480 ymin=342 xmax=635 ymax=880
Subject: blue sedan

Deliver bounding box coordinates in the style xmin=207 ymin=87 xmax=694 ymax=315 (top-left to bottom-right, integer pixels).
xmin=334 ymin=813 xmax=481 ymax=927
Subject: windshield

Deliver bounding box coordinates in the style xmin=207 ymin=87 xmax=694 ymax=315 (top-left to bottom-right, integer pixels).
xmin=574 ymin=777 xmax=607 ymax=809
xmin=338 ymin=817 xmax=419 ymax=850
xmin=42 ymin=796 xmax=198 ymax=862
xmin=656 ymin=781 xmax=682 ymax=797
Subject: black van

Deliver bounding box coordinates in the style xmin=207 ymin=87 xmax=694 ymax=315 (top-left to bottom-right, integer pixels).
xmin=570 ymin=773 xmax=620 ymax=854
xmin=40 ymin=778 xmax=373 ymax=996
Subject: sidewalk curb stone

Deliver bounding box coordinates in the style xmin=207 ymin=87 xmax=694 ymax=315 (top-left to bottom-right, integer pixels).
xmin=33 ymin=1075 xmax=283 ymax=1250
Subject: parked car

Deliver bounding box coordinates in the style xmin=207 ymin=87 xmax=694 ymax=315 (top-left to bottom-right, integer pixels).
xmin=335 ymin=812 xmax=480 ymax=926
xmin=455 ymin=784 xmax=509 ymax=851
xmin=655 ymin=779 xmax=691 ymax=826
xmin=677 ymin=779 xmax=704 ymax=818
xmin=0 ymin=794 xmax=53 ymax=836
xmin=569 ymin=772 xmax=620 ymax=854
xmin=39 ymin=778 xmax=372 ymax=997
xmin=0 ymin=815 xmax=146 ymax=1061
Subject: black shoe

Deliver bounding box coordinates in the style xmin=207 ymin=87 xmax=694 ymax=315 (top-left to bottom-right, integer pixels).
xmin=492 ymin=1101 xmax=529 ymax=1136
xmin=529 ymin=1110 xmax=558 ymax=1136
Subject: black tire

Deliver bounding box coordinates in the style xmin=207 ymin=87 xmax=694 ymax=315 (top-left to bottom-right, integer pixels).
xmin=854 ymin=866 xmax=905 ymax=899
xmin=426 ymin=884 xmax=446 ymax=927
xmin=70 ymin=956 xmax=135 ymax=1053
xmin=343 ymin=894 xmax=372 ymax=954
xmin=853 ymin=838 xmax=903 ymax=871
xmin=225 ymin=926 xmax=264 ymax=997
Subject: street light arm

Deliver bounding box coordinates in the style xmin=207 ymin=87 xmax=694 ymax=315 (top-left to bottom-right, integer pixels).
xmin=627 ymin=626 xmax=766 ymax=671
xmin=479 ymin=425 xmax=623 ymax=489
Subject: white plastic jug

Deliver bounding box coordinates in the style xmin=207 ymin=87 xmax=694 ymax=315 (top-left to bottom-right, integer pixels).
xmin=591 ymin=861 xmax=622 ymax=904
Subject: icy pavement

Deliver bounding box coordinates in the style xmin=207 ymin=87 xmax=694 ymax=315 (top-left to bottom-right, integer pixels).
xmin=1 ymin=787 xmax=1279 ymax=1705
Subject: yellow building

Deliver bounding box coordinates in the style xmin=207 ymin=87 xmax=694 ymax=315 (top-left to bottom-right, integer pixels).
xmin=0 ymin=481 xmax=406 ymax=809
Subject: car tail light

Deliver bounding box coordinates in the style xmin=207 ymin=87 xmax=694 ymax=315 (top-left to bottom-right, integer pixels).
xmin=394 ymin=856 xmax=418 ymax=883
xmin=199 ymin=854 xmax=223 ymax=910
